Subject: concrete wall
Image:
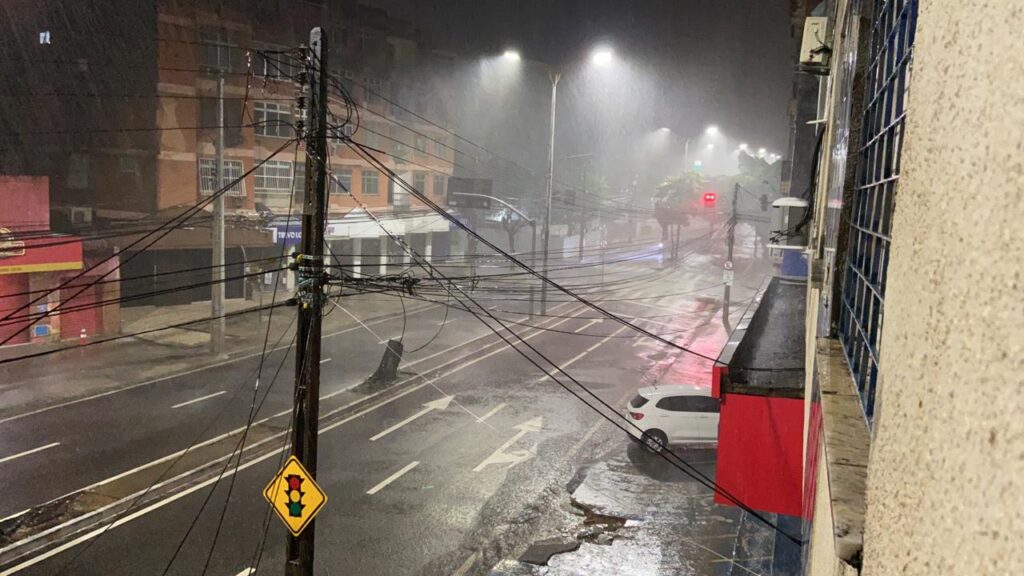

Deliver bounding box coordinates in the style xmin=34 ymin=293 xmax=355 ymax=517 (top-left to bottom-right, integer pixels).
xmin=860 ymin=2 xmax=1024 ymax=575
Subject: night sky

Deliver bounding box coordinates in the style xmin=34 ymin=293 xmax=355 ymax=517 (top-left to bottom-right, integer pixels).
xmin=369 ymin=0 xmax=794 ymax=155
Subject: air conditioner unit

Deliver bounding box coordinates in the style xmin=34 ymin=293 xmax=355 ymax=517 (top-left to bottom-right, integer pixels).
xmin=70 ymin=206 xmax=93 ymax=225
xmin=800 ymin=17 xmax=831 ymax=72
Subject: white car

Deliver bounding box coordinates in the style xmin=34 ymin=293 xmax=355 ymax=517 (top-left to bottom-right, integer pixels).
xmin=625 ymin=385 xmax=720 ymax=452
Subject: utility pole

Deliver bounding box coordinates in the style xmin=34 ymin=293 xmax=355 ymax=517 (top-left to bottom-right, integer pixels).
xmin=578 ymin=161 xmax=586 ymax=262
xmin=540 ymin=71 xmax=560 ymax=315
xmin=211 ymin=74 xmax=225 ymax=355
xmin=723 ymin=183 xmax=738 ymax=331
xmin=287 ymin=27 xmax=328 ymax=576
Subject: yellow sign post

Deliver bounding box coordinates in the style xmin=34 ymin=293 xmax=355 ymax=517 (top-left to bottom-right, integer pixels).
xmin=262 ymin=455 xmax=327 ymax=536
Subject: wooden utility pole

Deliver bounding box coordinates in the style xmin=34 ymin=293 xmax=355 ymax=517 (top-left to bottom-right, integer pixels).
xmin=287 ymin=27 xmax=328 ymax=576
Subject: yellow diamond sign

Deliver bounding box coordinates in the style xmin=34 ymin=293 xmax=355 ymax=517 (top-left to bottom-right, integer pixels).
xmin=262 ymin=455 xmax=327 ymax=536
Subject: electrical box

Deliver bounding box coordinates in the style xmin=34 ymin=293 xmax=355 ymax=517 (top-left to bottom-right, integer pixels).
xmin=800 ymin=17 xmax=829 ymax=66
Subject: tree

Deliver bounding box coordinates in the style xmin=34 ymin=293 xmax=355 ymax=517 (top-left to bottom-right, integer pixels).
xmin=500 ymin=208 xmax=527 ymax=253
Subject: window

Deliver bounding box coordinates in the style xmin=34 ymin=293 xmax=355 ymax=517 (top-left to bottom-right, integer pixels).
xmin=254 ymin=160 xmax=294 ymax=194
xmin=362 ymin=123 xmax=381 ymax=148
xmin=655 ymin=395 xmax=716 ymax=412
xmin=253 ymin=45 xmax=298 ymax=79
xmin=365 ymin=78 xmax=382 ymax=105
xmin=199 ymin=158 xmax=245 ymax=196
xmin=434 ymin=136 xmax=448 ymax=158
xmin=433 ymin=175 xmax=446 ymax=197
xmin=629 ymin=394 xmax=649 ymax=409
xmin=838 ymin=0 xmax=919 ymax=428
xmin=361 ymin=170 xmax=379 ymax=196
xmin=391 ymin=125 xmax=408 ymax=159
xmin=254 ymin=102 xmax=293 ymax=138
xmin=412 ymin=172 xmax=426 ymax=194
xmin=118 ymin=156 xmax=141 ymax=190
xmin=67 ymin=154 xmax=89 ymax=189
xmin=414 ymin=135 xmax=427 ymax=157
xmin=200 ymin=31 xmax=234 ymax=72
xmin=332 ymin=168 xmax=352 ymax=193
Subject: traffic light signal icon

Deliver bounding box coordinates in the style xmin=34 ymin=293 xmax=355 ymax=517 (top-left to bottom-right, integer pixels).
xmin=263 ymin=456 xmax=327 ymax=536
xmin=285 ymin=474 xmax=305 ymax=517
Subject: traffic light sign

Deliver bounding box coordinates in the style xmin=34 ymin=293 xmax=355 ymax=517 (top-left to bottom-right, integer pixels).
xmin=263 ymin=456 xmax=327 ymax=536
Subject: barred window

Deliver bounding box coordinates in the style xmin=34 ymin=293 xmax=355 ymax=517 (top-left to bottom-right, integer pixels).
xmin=433 ymin=175 xmax=446 ymax=197
xmin=198 ymin=158 xmax=245 ymax=197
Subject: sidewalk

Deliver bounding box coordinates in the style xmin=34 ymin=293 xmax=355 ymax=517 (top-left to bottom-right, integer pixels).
xmin=490 ymin=442 xmax=801 ymax=576
xmin=0 ymin=292 xmax=424 ymax=420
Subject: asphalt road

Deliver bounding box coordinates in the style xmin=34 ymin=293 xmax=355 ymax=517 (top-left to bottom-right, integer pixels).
xmin=1 ymin=238 xmax=767 ymax=576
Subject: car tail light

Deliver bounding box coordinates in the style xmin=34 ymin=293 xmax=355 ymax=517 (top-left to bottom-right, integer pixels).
xmin=628 ymin=411 xmax=644 ymax=420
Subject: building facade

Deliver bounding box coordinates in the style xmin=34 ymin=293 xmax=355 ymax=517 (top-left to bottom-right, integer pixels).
xmin=796 ymin=0 xmax=1023 ymax=574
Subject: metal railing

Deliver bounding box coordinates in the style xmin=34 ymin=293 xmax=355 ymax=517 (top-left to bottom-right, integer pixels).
xmin=838 ymin=0 xmax=918 ymax=427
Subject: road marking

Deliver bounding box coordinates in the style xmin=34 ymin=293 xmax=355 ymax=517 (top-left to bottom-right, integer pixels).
xmin=234 ymin=568 xmax=255 ymax=576
xmin=451 ymin=551 xmax=480 ymax=576
xmin=535 ymin=326 xmax=629 ymax=383
xmin=0 ymin=303 xmax=440 ymax=425
xmin=320 ymin=358 xmax=332 ymax=365
xmin=476 ymin=403 xmax=506 ymax=424
xmin=0 ymin=442 xmax=60 ymax=465
xmin=473 ymin=417 xmax=543 ymax=472
xmin=369 ymin=396 xmax=454 ymax=441
xmin=0 ymin=303 xmax=587 ymax=568
xmin=572 ymin=318 xmax=602 ymax=333
xmin=170 ymin=391 xmax=227 ymax=409
xmin=0 ymin=445 xmax=286 ymax=576
xmin=0 ymin=509 xmax=29 ymax=524
xmin=366 ymin=461 xmax=419 ymax=495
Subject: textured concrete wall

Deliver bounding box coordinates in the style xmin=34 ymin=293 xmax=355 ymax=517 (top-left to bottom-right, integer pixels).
xmin=861 ymin=1 xmax=1024 ymax=575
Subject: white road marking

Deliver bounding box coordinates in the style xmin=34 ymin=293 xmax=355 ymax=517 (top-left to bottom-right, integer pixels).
xmin=369 ymin=396 xmax=453 ymax=441
xmin=0 ymin=303 xmax=586 ymax=570
xmin=0 ymin=509 xmax=29 ymax=524
xmin=0 ymin=446 xmax=285 ymax=576
xmin=170 ymin=391 xmax=227 ymax=409
xmin=475 ymin=403 xmax=506 ymax=424
xmin=0 ymin=442 xmax=60 ymax=465
xmin=535 ymin=326 xmax=629 ymax=383
xmin=234 ymin=568 xmax=255 ymax=576
xmin=0 ymin=304 xmax=441 ymax=425
xmin=451 ymin=551 xmax=480 ymax=576
xmin=473 ymin=417 xmax=543 ymax=472
xmin=320 ymin=358 xmax=332 ymax=365
xmin=366 ymin=461 xmax=419 ymax=495
xmin=572 ymin=318 xmax=602 ymax=333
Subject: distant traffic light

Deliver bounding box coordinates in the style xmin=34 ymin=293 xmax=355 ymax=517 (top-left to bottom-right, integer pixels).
xmin=702 ymin=191 xmax=717 ymax=205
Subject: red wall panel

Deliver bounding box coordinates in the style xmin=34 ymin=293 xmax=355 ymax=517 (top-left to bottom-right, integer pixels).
xmin=714 ymin=393 xmax=804 ymax=517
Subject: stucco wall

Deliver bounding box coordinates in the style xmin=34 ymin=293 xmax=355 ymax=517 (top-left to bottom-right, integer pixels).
xmin=860 ymin=1 xmax=1024 ymax=575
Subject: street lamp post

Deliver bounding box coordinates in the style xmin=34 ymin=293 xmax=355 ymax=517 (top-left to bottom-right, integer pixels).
xmin=541 ymin=71 xmax=560 ymax=315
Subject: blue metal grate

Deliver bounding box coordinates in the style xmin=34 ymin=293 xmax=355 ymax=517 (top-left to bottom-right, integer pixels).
xmin=838 ymin=0 xmax=917 ymax=427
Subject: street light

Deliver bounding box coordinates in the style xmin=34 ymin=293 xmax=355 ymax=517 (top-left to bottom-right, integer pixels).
xmin=739 ymin=142 xmax=748 ymax=151
xmin=591 ymin=47 xmax=614 ymax=66
xmin=502 ymin=49 xmax=521 ymax=62
xmin=684 ymin=123 xmax=721 ymax=167
xmin=757 ymin=147 xmax=767 ymax=157
xmin=705 ymin=125 xmax=720 ymax=137
xmin=706 ymin=143 xmax=714 ymax=150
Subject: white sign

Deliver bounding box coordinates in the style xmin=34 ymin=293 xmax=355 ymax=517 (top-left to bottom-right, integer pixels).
xmin=723 ymin=260 xmax=733 ymax=271
xmin=723 ymin=270 xmax=734 ymax=286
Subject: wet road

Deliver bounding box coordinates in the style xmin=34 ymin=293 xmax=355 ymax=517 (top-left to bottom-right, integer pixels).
xmin=1 ymin=241 xmax=767 ymax=576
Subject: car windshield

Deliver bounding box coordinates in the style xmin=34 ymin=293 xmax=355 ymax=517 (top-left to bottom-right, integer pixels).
xmin=630 ymin=394 xmax=650 ymax=408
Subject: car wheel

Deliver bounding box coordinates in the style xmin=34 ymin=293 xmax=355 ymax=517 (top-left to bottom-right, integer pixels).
xmin=641 ymin=429 xmax=668 ymax=453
